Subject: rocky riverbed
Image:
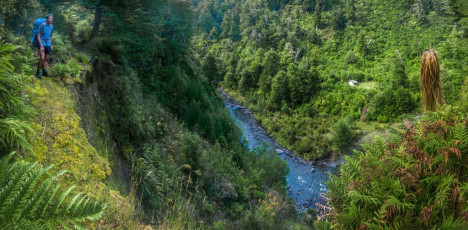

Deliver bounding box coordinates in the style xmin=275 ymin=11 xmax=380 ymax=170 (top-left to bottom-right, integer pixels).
xmin=220 ymin=89 xmax=346 ymax=211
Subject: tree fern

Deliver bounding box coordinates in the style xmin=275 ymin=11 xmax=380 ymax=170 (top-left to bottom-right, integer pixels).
xmin=0 ymin=153 xmax=107 ymax=229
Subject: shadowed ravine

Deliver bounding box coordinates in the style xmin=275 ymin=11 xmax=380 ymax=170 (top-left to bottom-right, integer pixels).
xmin=220 ymin=89 xmax=346 ymax=210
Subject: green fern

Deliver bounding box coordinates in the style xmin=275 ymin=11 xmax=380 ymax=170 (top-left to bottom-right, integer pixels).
xmin=0 ymin=42 xmax=17 ymax=75
xmin=372 ymin=135 xmax=387 ymax=153
xmin=389 ymin=133 xmax=403 ymax=145
xmin=383 ymin=196 xmax=413 ymax=213
xmin=314 ymin=219 xmax=332 ymax=230
xmin=434 ymin=174 xmax=455 ymax=208
xmin=439 ymin=215 xmax=468 ymax=229
xmin=453 ymin=124 xmax=468 ymax=150
xmin=347 ymin=190 xmax=381 ymax=207
xmin=0 ymin=153 xmax=107 ymax=229
xmin=0 ymin=118 xmax=34 ymax=152
xmin=0 ymin=41 xmax=34 ymax=153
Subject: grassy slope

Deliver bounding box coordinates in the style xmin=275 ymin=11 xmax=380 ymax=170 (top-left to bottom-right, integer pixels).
xmin=26 ymin=77 xmax=147 ymax=229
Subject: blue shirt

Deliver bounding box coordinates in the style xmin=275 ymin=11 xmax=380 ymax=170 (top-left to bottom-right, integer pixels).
xmin=38 ymin=23 xmax=53 ymax=47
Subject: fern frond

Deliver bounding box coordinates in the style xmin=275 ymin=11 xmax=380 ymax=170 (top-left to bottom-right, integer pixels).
xmin=439 ymin=214 xmax=468 ymax=228
xmin=434 ymin=174 xmax=455 ymax=207
xmin=0 ymin=118 xmax=34 ymax=152
xmin=389 ymin=133 xmax=403 ymax=145
xmin=0 ymin=154 xmax=107 ymax=229
xmin=314 ymin=219 xmax=333 ymax=230
xmin=384 ymin=196 xmax=413 ymax=213
xmin=453 ymin=124 xmax=468 ymax=150
xmin=348 ymin=190 xmax=381 ymax=207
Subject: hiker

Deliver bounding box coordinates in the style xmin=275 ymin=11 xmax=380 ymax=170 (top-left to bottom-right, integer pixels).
xmin=35 ymin=14 xmax=54 ymax=78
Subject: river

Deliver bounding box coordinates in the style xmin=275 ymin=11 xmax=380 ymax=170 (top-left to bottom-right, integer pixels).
xmin=220 ymin=89 xmax=346 ymax=211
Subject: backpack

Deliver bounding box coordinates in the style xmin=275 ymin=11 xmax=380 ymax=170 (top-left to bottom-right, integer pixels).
xmin=32 ymin=18 xmax=46 ymax=47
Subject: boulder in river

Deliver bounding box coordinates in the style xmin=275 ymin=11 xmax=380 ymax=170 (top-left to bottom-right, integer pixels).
xmin=274 ymin=149 xmax=285 ymax=154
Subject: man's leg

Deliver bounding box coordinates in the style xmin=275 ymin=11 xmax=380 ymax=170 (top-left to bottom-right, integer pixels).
xmin=43 ymin=53 xmax=49 ymax=69
xmin=36 ymin=49 xmax=45 ymax=78
xmin=42 ymin=51 xmax=50 ymax=77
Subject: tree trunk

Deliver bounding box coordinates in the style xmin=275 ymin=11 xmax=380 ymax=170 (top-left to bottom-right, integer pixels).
xmin=90 ymin=7 xmax=102 ymax=40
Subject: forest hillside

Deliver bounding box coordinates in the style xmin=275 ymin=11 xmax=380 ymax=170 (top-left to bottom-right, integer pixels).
xmin=0 ymin=0 xmax=467 ymax=229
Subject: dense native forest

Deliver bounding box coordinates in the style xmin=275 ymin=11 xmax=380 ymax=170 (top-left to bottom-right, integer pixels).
xmin=0 ymin=0 xmax=468 ymax=229
xmin=192 ymin=0 xmax=468 ymax=161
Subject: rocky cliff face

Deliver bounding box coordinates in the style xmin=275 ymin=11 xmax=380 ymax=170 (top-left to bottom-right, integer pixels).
xmin=71 ymin=62 xmax=132 ymax=194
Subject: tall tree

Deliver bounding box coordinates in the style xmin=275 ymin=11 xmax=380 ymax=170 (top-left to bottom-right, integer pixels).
xmin=270 ymin=70 xmax=290 ymax=108
xmin=390 ymin=52 xmax=409 ymax=88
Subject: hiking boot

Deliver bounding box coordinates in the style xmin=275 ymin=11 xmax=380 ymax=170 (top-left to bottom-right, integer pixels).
xmin=36 ymin=70 xmax=42 ymax=79
xmin=42 ymin=69 xmax=50 ymax=77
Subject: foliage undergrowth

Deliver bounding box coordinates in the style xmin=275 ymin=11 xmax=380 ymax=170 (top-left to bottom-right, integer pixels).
xmin=316 ymin=105 xmax=468 ymax=229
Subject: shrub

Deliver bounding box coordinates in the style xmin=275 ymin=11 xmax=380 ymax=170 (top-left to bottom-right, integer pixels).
xmin=345 ymin=50 xmax=357 ymax=64
xmin=370 ymin=87 xmax=416 ymax=122
xmin=51 ymin=58 xmax=82 ymax=83
xmin=331 ymin=118 xmax=354 ymax=150
xmin=49 ymin=33 xmax=74 ymax=63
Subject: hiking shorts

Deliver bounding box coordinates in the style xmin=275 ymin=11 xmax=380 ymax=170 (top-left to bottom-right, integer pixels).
xmin=39 ymin=46 xmax=52 ymax=54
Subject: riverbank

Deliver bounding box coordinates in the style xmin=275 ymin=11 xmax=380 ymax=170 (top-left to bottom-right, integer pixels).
xmin=220 ymin=86 xmax=416 ymax=156
xmin=220 ymin=88 xmax=346 ymax=211
xmin=220 ymin=86 xmax=337 ymax=161
xmin=219 ymin=87 xmax=422 ymax=211
xmin=219 ymin=89 xmax=310 ymax=164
